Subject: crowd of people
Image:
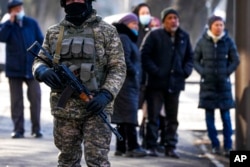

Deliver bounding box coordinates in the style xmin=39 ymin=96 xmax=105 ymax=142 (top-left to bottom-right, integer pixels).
xmin=0 ymin=0 xmax=239 ymax=166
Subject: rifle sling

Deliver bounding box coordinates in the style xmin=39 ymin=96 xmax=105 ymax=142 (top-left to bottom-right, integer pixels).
xmin=53 ymin=26 xmax=64 ymax=64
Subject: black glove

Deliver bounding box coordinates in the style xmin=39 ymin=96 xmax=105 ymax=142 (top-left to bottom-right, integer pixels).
xmin=86 ymin=89 xmax=113 ymax=115
xmin=35 ymin=65 xmax=63 ymax=89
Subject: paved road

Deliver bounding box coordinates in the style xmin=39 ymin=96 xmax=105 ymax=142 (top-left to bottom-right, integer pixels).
xmin=0 ymin=72 xmax=232 ymax=167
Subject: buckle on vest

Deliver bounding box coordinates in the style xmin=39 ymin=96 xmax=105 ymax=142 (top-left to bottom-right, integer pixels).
xmin=53 ymin=54 xmax=61 ymax=64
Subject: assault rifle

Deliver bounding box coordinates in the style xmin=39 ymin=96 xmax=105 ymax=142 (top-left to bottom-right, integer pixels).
xmin=27 ymin=41 xmax=123 ymax=141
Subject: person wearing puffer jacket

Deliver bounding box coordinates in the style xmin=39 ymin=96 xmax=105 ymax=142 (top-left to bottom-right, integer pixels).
xmin=194 ymin=15 xmax=240 ymax=158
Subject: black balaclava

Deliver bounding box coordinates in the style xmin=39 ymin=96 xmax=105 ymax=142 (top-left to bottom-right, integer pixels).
xmin=65 ymin=1 xmax=92 ymax=26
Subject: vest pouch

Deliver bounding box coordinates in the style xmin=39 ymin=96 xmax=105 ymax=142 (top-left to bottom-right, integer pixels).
xmin=82 ymin=38 xmax=94 ymax=59
xmin=80 ymin=63 xmax=98 ymax=91
xmin=61 ymin=38 xmax=73 ymax=58
xmin=72 ymin=37 xmax=84 ymax=58
xmin=69 ymin=64 xmax=80 ymax=78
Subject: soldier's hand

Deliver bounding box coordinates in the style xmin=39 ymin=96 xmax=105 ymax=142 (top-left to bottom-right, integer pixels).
xmin=35 ymin=65 xmax=63 ymax=89
xmin=86 ymin=89 xmax=113 ymax=115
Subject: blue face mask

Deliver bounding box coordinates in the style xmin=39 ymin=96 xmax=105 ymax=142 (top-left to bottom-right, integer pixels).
xmin=16 ymin=10 xmax=25 ymax=21
xmin=139 ymin=14 xmax=151 ymax=26
xmin=131 ymin=29 xmax=138 ymax=36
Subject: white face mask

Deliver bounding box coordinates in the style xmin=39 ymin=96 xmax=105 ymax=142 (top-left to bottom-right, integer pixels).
xmin=139 ymin=14 xmax=151 ymax=26
xmin=16 ymin=10 xmax=25 ymax=21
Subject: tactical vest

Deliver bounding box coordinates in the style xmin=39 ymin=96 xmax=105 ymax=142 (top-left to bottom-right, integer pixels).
xmin=55 ymin=24 xmax=105 ymax=91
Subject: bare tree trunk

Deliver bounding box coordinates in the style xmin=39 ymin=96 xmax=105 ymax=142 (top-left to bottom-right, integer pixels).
xmin=226 ymin=0 xmax=234 ymax=37
xmin=35 ymin=0 xmax=48 ymax=25
xmin=174 ymin=0 xmax=209 ymax=46
xmin=23 ymin=0 xmax=63 ymax=33
xmin=146 ymin=0 xmax=172 ymax=19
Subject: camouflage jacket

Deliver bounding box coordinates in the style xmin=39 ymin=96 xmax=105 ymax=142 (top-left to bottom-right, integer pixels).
xmin=32 ymin=10 xmax=126 ymax=119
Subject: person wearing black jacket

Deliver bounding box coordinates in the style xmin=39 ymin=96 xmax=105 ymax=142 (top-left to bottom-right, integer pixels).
xmin=132 ymin=3 xmax=166 ymax=152
xmin=111 ymin=13 xmax=147 ymax=157
xmin=132 ymin=3 xmax=151 ymax=113
xmin=194 ymin=15 xmax=239 ymax=158
xmin=132 ymin=3 xmax=152 ymax=48
xmin=140 ymin=7 xmax=193 ymax=158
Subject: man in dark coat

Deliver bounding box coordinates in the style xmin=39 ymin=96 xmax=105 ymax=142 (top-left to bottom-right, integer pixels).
xmin=140 ymin=7 xmax=193 ymax=158
xmin=194 ymin=15 xmax=240 ymax=157
xmin=0 ymin=0 xmax=44 ymax=138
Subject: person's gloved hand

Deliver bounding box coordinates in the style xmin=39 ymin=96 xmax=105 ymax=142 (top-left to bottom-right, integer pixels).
xmin=86 ymin=89 xmax=113 ymax=115
xmin=35 ymin=65 xmax=63 ymax=89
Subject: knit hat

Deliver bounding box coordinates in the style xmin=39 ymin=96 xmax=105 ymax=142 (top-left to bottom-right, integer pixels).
xmin=208 ymin=15 xmax=224 ymax=29
xmin=118 ymin=13 xmax=138 ymax=25
xmin=8 ymin=0 xmax=23 ymax=10
xmin=161 ymin=7 xmax=179 ymax=22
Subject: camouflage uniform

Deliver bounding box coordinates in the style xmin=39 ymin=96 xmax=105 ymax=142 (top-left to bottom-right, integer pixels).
xmin=33 ymin=10 xmax=126 ymax=167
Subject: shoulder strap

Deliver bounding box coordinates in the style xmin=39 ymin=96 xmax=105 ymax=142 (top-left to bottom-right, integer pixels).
xmin=53 ymin=25 xmax=65 ymax=64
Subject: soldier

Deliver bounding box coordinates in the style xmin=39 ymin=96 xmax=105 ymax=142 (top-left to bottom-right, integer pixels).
xmin=32 ymin=0 xmax=126 ymax=166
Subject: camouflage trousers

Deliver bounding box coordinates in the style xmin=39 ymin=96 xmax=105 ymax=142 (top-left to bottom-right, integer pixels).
xmin=54 ymin=114 xmax=112 ymax=167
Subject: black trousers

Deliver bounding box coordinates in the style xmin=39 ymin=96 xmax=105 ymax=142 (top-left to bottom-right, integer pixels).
xmin=116 ymin=123 xmax=139 ymax=152
xmin=145 ymin=88 xmax=180 ymax=149
xmin=9 ymin=78 xmax=41 ymax=134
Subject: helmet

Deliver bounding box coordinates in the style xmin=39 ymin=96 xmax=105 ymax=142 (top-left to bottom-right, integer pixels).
xmin=60 ymin=0 xmax=95 ymax=8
